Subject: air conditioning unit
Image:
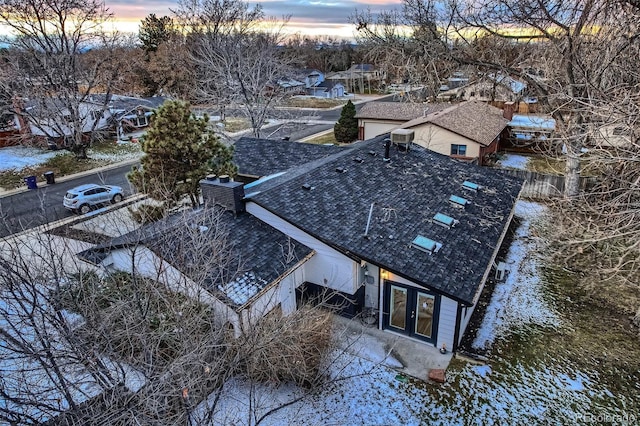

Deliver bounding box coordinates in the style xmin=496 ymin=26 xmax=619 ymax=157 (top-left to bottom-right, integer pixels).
xmin=390 ymin=129 xmax=415 ymax=152
xmin=495 ymin=262 xmax=508 ymax=281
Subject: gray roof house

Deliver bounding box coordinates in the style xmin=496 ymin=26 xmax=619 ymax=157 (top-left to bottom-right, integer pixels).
xmin=80 ymin=135 xmax=523 ymax=353
xmin=79 ymin=206 xmax=313 ymax=335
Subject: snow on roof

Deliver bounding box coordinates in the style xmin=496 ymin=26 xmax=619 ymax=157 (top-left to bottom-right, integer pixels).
xmin=219 ymin=271 xmax=268 ymax=306
xmin=509 ymin=114 xmax=556 ymax=130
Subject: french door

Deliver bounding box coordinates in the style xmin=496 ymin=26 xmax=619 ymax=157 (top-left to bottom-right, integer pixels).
xmin=383 ymin=281 xmax=439 ymax=344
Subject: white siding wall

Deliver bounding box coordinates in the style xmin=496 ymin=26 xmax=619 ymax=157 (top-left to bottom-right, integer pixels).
xmin=459 ymin=303 xmax=477 ymax=345
xmin=364 ymin=264 xmax=380 ymax=309
xmin=246 ymin=202 xmax=358 ymax=295
xmin=384 ymin=272 xmax=456 ymax=350
xmin=437 ymin=296 xmax=457 ymax=351
xmin=411 ymin=124 xmax=481 ymax=159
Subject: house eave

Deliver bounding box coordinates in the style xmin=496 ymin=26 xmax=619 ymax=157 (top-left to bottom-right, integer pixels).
xmin=234 ymin=250 xmax=316 ymax=313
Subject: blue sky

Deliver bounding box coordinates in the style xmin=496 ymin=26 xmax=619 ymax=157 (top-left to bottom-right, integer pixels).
xmin=106 ymin=0 xmax=402 ymax=38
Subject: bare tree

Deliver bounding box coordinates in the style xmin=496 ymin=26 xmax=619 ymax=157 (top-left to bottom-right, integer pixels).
xmin=174 ymin=0 xmax=295 ymax=137
xmin=0 ymin=0 xmax=122 ymax=158
xmin=1 ymin=204 xmax=372 ymax=424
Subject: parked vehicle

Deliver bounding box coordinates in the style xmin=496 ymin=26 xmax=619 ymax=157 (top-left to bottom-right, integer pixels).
xmin=63 ymin=184 xmax=124 ymax=214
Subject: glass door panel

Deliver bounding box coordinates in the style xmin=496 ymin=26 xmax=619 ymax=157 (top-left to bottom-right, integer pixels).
xmin=389 ymin=285 xmax=407 ymax=330
xmin=414 ymin=292 xmax=435 ymax=338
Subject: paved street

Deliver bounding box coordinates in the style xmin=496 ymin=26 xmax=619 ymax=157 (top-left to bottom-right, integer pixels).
xmin=0 ymin=93 xmax=398 ymax=237
xmin=0 ymin=163 xmax=137 ymax=238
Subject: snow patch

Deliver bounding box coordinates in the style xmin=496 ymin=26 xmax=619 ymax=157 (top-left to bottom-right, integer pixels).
xmin=0 ymin=146 xmax=60 ymax=171
xmin=498 ymin=154 xmax=529 ymax=170
xmin=473 ymin=200 xmax=559 ymax=350
xmin=219 ymin=271 xmax=267 ymax=305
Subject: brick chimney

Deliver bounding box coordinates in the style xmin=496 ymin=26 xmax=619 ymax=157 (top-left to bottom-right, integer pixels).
xmin=200 ymin=175 xmax=245 ymax=215
xmin=502 ymin=101 xmax=515 ymax=121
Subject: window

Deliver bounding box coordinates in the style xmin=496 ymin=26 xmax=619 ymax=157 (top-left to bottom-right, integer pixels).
xmin=451 ymin=144 xmax=467 ymax=156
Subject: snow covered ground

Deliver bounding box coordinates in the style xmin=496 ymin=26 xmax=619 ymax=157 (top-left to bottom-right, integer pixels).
xmin=0 ymin=146 xmax=61 ymax=171
xmin=190 ymin=199 xmax=634 ymax=425
xmin=497 ymin=153 xmax=530 ymax=170
xmin=473 ymin=200 xmax=560 ymax=349
xmin=0 ymin=142 xmax=142 ymax=173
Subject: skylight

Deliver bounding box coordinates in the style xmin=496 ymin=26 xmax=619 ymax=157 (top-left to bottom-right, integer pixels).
xmin=449 ymin=195 xmax=469 ymax=207
xmin=462 ymin=180 xmax=480 ymax=191
xmin=411 ymin=235 xmax=442 ymax=254
xmin=433 ymin=213 xmax=458 ymax=228
xmin=243 ymin=171 xmax=286 ymax=189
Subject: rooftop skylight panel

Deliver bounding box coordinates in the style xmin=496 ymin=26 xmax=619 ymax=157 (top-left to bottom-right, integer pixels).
xmin=462 ymin=180 xmax=480 ymax=191
xmin=411 ymin=235 xmax=442 ymax=254
xmin=433 ymin=213 xmax=458 ymax=228
xmin=449 ymin=195 xmax=469 ymax=207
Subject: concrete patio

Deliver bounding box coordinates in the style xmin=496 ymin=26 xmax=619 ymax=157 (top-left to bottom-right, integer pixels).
xmin=332 ymin=314 xmax=453 ymax=382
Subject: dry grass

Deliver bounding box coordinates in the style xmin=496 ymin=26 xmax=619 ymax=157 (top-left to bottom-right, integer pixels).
xmin=221 ymin=117 xmax=252 ymax=133
xmin=303 ymin=131 xmax=337 ymax=145
xmin=283 ymin=97 xmax=345 ymax=109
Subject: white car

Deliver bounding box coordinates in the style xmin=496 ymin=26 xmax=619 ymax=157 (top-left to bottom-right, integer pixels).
xmin=63 ymin=184 xmax=124 ymax=214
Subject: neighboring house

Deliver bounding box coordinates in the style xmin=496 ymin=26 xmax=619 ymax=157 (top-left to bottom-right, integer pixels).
xmin=326 ymin=64 xmax=385 ymax=93
xmin=100 ymin=95 xmax=168 ymax=140
xmin=298 ymin=69 xmax=325 ymax=88
xmin=306 ymin=81 xmax=345 ymax=99
xmin=355 ymin=102 xmax=452 ymax=140
xmin=13 ymin=97 xmax=113 ymax=147
xmin=358 ymin=101 xmax=511 ymax=165
xmin=506 ymin=114 xmax=556 ymax=150
xmin=398 ymin=101 xmax=511 ymax=165
xmin=12 ymin=94 xmax=167 ymax=146
xmin=79 ymin=136 xmax=523 ymax=354
xmin=439 ymin=73 xmax=527 ymax=103
xmin=276 ymin=77 xmax=307 ymax=95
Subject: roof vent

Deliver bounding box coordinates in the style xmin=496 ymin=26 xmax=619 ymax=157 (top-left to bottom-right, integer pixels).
xmin=462 ymin=180 xmax=480 ymax=191
xmin=411 ymin=235 xmax=442 ymax=255
xmin=449 ymin=195 xmax=469 ymax=207
xmin=302 ymin=183 xmax=315 ymax=191
xmin=335 ymin=167 xmax=347 ymax=173
xmin=433 ymin=213 xmax=458 ymax=228
xmin=353 ymin=157 xmax=364 ymax=163
xmin=368 ymin=150 xmax=377 ymax=156
xmin=219 ymin=175 xmax=230 ymax=183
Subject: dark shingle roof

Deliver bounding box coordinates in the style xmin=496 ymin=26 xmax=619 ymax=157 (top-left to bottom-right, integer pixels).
xmin=233 ymin=137 xmax=346 ymax=178
xmin=78 ymin=208 xmax=312 ymax=308
xmin=247 ymin=136 xmax=523 ymax=305
xmin=355 ymin=102 xmax=451 ymax=121
xmin=401 ymin=101 xmax=509 ymax=146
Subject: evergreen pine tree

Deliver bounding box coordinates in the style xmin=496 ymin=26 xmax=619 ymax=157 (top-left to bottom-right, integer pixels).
xmin=128 ymin=100 xmax=236 ymax=208
xmin=333 ymin=100 xmax=358 ymax=143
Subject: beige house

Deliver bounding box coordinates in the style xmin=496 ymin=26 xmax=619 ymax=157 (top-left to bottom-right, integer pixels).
xmin=358 ymin=101 xmax=512 ymax=166
xmin=356 ymin=102 xmax=451 ymax=140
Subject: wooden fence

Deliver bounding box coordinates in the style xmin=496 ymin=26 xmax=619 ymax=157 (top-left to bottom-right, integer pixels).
xmin=501 ymin=169 xmax=598 ymax=199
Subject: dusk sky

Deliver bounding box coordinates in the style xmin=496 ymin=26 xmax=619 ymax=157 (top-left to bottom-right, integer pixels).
xmin=106 ymin=0 xmax=402 ymax=38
